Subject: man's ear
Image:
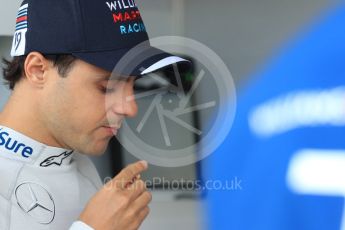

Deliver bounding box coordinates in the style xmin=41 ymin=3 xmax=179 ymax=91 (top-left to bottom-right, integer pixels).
xmin=24 ymin=52 xmax=51 ymax=88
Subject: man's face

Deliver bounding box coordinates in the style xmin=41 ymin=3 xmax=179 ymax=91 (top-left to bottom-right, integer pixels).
xmin=40 ymin=59 xmax=138 ymax=155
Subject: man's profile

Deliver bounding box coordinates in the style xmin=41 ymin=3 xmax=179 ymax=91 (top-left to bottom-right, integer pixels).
xmin=0 ymin=0 xmax=190 ymax=229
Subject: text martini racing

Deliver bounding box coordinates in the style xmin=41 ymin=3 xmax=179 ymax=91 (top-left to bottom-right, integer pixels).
xmin=106 ymin=0 xmax=146 ymax=35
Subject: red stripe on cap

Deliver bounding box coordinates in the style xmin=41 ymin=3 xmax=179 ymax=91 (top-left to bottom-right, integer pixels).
xmin=16 ymin=16 xmax=27 ymax=23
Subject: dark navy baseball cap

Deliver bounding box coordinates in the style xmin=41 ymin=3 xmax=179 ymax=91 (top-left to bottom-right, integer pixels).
xmin=10 ymin=0 xmax=191 ymax=76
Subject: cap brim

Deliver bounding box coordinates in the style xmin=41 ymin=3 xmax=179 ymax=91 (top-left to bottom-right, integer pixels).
xmin=72 ymin=46 xmax=191 ymax=77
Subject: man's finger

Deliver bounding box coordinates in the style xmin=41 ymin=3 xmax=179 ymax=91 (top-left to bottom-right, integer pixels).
xmin=135 ymin=206 xmax=150 ymax=228
xmin=124 ymin=174 xmax=142 ymax=189
xmin=131 ymin=190 xmax=152 ymax=212
xmin=113 ymin=161 xmax=148 ymax=189
xmin=126 ymin=179 xmax=147 ymax=201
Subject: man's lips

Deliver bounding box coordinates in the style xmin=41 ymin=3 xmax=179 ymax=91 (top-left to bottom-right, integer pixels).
xmin=102 ymin=126 xmax=119 ymax=135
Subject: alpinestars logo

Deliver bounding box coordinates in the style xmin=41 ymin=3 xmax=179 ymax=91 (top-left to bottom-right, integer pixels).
xmin=40 ymin=150 xmax=74 ymax=167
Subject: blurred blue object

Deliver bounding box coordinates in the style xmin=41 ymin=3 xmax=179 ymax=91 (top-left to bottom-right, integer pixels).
xmin=206 ymin=3 xmax=345 ymax=230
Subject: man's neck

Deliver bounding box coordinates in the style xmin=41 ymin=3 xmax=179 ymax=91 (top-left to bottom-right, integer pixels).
xmin=0 ymin=93 xmax=63 ymax=148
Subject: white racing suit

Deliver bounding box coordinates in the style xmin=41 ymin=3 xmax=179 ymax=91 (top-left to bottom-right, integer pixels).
xmin=0 ymin=125 xmax=103 ymax=229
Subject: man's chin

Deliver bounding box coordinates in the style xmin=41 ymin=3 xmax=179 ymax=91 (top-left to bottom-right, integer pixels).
xmin=78 ymin=142 xmax=109 ymax=156
xmin=72 ymin=135 xmax=113 ymax=156
xmin=90 ymin=145 xmax=109 ymax=156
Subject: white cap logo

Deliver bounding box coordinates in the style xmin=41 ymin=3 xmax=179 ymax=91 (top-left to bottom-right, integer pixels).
xmin=11 ymin=3 xmax=29 ymax=57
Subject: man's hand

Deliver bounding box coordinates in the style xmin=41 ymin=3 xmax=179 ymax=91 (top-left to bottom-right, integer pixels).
xmin=79 ymin=161 xmax=151 ymax=230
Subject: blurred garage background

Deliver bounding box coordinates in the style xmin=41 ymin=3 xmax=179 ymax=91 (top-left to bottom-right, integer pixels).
xmin=0 ymin=0 xmax=340 ymax=229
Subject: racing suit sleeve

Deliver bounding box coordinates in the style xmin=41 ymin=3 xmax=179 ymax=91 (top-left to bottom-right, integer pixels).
xmin=69 ymin=221 xmax=94 ymax=230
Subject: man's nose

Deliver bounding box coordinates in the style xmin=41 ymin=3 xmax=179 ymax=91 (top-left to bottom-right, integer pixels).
xmin=122 ymin=92 xmax=138 ymax=117
xmin=110 ymin=84 xmax=138 ymax=118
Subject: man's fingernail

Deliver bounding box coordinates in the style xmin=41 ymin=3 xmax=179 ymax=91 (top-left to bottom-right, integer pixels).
xmin=140 ymin=160 xmax=148 ymax=168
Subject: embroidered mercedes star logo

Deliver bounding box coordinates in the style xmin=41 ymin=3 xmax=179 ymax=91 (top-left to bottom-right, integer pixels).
xmin=40 ymin=150 xmax=74 ymax=167
xmin=15 ymin=182 xmax=55 ymax=224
